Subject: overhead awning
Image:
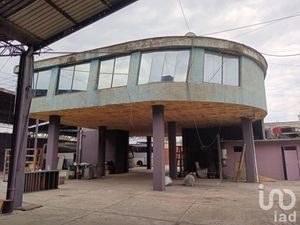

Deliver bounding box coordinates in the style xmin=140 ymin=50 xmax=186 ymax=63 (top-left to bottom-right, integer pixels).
xmin=0 ymin=0 xmax=137 ymax=50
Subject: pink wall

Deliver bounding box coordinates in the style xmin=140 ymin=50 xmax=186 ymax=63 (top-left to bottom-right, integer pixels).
xmin=222 ymin=142 xmax=241 ymax=179
xmin=255 ymin=142 xmax=285 ymax=180
xmin=222 ymin=140 xmax=300 ymax=180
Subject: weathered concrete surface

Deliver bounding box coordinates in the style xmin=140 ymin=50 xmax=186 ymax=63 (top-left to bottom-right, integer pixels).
xmin=28 ymin=36 xmax=267 ymax=73
xmin=29 ymin=36 xmax=268 ymax=134
xmin=0 ymin=168 xmax=299 ymax=225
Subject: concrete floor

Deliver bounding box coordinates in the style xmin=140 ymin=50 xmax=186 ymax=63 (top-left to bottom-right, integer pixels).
xmin=0 ymin=168 xmax=299 ymax=225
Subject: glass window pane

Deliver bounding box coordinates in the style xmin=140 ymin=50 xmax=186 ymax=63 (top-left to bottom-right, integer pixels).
xmin=98 ymin=73 xmax=113 ymax=89
xmin=98 ymin=59 xmax=114 ymax=89
xmin=100 ymin=59 xmax=114 ymax=73
xmin=223 ymin=56 xmax=239 ymax=86
xmin=114 ymin=56 xmax=130 ymax=74
xmin=72 ymin=63 xmax=90 ymax=92
xmin=162 ymin=52 xmax=177 ymax=78
xmin=112 ymin=74 xmax=128 ymax=87
xmin=204 ymin=53 xmax=222 ymax=84
xmin=35 ymin=70 xmax=51 ymax=97
xmin=112 ymin=56 xmax=129 ymax=87
xmin=58 ymin=66 xmax=74 ymax=94
xmin=149 ymin=52 xmax=164 ymax=82
xmin=138 ymin=51 xmax=190 ymax=84
xmin=174 ymin=51 xmax=190 ymax=82
xmin=138 ymin=53 xmax=152 ymax=84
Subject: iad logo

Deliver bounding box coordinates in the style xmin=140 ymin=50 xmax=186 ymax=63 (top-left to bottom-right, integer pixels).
xmin=258 ymin=184 xmax=296 ymax=223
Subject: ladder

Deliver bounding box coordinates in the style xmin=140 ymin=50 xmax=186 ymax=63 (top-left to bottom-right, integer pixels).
xmin=3 ymin=148 xmax=42 ymax=182
xmin=176 ymin=146 xmax=184 ymax=177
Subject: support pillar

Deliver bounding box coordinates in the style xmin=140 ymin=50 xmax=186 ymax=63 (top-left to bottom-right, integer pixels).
xmin=168 ymin=121 xmax=177 ymax=179
xmin=75 ymin=127 xmax=83 ymax=163
xmin=146 ymin=136 xmax=151 ymax=169
xmin=98 ymin=126 xmax=106 ymax=176
xmin=46 ymin=115 xmax=60 ymax=170
xmin=106 ymin=130 xmax=129 ymax=173
xmin=242 ymin=117 xmax=258 ymax=183
xmin=6 ymin=48 xmax=34 ymax=209
xmin=152 ymin=105 xmax=165 ymax=191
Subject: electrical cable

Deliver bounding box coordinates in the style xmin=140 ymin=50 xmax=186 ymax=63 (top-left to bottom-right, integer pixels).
xmin=202 ymin=11 xmax=300 ymax=36
xmin=177 ymin=0 xmax=191 ymax=32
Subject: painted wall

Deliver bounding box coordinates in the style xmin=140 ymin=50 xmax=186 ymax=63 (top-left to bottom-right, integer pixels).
xmin=222 ymin=140 xmax=300 ymax=180
xmin=81 ymin=129 xmax=99 ymax=166
xmin=80 ymin=129 xmax=130 ymax=173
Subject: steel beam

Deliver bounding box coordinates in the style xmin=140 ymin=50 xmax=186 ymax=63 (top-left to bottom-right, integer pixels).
xmin=6 ymin=47 xmax=33 ymax=209
xmin=152 ymin=105 xmax=165 ymax=191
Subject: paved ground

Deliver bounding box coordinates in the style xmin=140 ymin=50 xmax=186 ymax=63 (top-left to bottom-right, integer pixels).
xmin=0 ymin=168 xmax=299 ymax=225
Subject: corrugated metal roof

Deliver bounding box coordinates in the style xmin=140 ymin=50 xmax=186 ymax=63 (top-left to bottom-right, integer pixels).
xmin=0 ymin=0 xmax=137 ymax=50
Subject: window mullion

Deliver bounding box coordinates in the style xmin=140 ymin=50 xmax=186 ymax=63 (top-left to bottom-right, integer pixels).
xmin=70 ymin=66 xmax=76 ymax=92
xmin=111 ymin=59 xmax=116 ymax=88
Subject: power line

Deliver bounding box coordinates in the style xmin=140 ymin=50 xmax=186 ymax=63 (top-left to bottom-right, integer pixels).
xmin=232 ymin=21 xmax=276 ymax=39
xmin=177 ymin=0 xmax=190 ymax=32
xmin=202 ymin=11 xmax=300 ymax=36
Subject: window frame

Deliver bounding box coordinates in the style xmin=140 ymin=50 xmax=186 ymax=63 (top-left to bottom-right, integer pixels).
xmin=137 ymin=49 xmax=191 ymax=85
xmin=98 ymin=55 xmax=130 ymax=90
xmin=32 ymin=69 xmax=52 ymax=97
xmin=57 ymin=62 xmax=90 ymax=94
xmin=203 ymin=51 xmax=240 ymax=86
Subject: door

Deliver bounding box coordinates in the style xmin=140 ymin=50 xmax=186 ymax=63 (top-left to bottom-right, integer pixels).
xmin=283 ymin=146 xmax=300 ymax=180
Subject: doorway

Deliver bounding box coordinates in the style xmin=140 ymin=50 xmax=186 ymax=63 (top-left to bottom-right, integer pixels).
xmin=282 ymin=146 xmax=300 ymax=180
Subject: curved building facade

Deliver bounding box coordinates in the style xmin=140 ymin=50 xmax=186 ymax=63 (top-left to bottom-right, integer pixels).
xmin=29 ymin=36 xmax=268 ymax=189
xmin=30 ymin=36 xmax=267 ymax=134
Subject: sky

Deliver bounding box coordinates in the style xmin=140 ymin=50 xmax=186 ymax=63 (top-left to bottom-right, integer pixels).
xmin=0 ymin=0 xmax=299 ymax=123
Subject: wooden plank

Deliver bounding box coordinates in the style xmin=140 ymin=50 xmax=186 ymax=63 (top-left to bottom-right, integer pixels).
xmin=236 ymin=144 xmax=246 ymax=182
xmin=30 ymin=101 xmax=266 ymax=135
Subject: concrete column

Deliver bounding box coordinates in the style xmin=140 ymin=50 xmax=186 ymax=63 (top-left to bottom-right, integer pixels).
xmin=152 ymin=105 xmax=165 ymax=191
xmin=127 ymin=52 xmax=141 ymax=89
xmin=242 ymin=117 xmax=258 ymax=183
xmin=46 ymin=115 xmax=60 ymax=170
xmin=87 ymin=59 xmax=100 ymax=105
xmin=146 ymin=136 xmax=151 ymax=169
xmin=98 ymin=126 xmax=107 ymax=176
xmin=75 ymin=127 xmax=83 ymax=163
xmin=168 ymin=121 xmax=177 ymax=179
xmin=6 ymin=48 xmax=33 ymax=209
xmin=187 ymin=47 xmax=205 ymax=84
xmin=47 ymin=67 xmax=59 ymax=97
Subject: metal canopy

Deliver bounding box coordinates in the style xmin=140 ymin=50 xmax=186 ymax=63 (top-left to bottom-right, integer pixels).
xmin=0 ymin=0 xmax=136 ymax=211
xmin=0 ymin=0 xmax=137 ymax=51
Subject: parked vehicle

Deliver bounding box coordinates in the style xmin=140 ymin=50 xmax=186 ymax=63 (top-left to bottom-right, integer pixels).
xmin=129 ymin=144 xmax=152 ymax=167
